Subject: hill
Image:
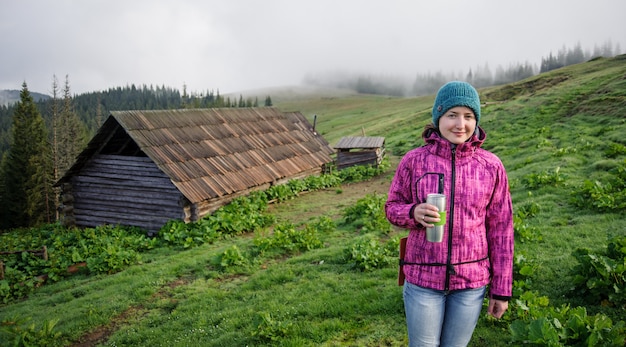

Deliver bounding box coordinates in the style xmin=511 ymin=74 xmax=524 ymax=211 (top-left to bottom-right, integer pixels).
xmin=0 ymin=89 xmax=50 ymax=106
xmin=0 ymin=55 xmax=624 ymax=346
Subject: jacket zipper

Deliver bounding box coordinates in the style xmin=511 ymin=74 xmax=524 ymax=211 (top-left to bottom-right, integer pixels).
xmin=444 ymin=147 xmax=457 ymax=291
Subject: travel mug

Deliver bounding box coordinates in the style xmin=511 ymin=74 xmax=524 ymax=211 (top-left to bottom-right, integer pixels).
xmin=426 ymin=194 xmax=446 ymax=242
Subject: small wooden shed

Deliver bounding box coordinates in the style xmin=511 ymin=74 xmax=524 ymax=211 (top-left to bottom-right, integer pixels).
xmin=334 ymin=136 xmax=385 ymax=170
xmin=56 ymin=107 xmax=335 ymax=233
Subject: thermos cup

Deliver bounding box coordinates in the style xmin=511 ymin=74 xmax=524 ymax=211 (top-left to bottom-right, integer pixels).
xmin=426 ymin=194 xmax=446 ymax=242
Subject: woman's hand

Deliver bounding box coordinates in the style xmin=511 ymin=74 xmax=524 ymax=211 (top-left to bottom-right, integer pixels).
xmin=413 ymin=203 xmax=441 ymax=227
xmin=487 ymin=298 xmax=509 ymax=319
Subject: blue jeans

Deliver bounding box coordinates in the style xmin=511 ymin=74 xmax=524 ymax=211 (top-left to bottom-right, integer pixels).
xmin=403 ymin=281 xmax=486 ymax=347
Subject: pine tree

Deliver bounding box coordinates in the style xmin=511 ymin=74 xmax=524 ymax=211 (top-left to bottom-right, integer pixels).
xmin=1 ymin=82 xmax=54 ymax=228
xmin=57 ymin=75 xmax=86 ymax=177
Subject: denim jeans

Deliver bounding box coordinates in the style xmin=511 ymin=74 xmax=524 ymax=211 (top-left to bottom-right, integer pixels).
xmin=403 ymin=281 xmax=486 ymax=347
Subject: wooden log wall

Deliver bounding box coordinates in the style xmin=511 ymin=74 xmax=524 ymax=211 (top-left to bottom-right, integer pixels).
xmin=336 ymin=147 xmax=385 ymax=170
xmin=63 ymin=154 xmax=183 ymax=233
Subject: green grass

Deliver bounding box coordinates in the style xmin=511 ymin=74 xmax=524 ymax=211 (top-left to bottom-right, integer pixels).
xmin=1 ymin=55 xmax=626 ymax=346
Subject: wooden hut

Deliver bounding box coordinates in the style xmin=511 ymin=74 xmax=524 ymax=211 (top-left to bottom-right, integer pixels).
xmin=55 ymin=107 xmax=335 ymax=233
xmin=334 ymin=136 xmax=385 ymax=170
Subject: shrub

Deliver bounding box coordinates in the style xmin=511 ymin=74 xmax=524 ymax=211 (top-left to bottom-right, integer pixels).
xmin=254 ymin=222 xmax=323 ymax=256
xmin=571 ymin=235 xmax=626 ymax=308
xmin=212 ymin=245 xmax=248 ymax=270
xmin=510 ymin=291 xmax=626 ymax=346
xmin=344 ymin=235 xmax=395 ymax=271
xmin=341 ymin=193 xmax=392 ymax=233
xmin=0 ymin=316 xmax=63 ymax=347
xmin=570 ymin=159 xmax=626 ymax=212
xmin=252 ymin=311 xmax=292 ymax=342
xmin=522 ymin=167 xmax=565 ymax=189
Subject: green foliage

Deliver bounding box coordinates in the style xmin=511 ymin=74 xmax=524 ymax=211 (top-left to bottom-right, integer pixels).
xmin=252 ymin=311 xmax=292 ymax=342
xmin=0 ymin=224 xmax=156 ymax=302
xmin=522 ymin=167 xmax=566 ymax=189
xmin=0 ymin=316 xmax=63 ymax=347
xmin=203 ymin=194 xmax=275 ymax=235
xmin=254 ymin=222 xmax=323 ymax=256
xmin=336 ymin=159 xmax=389 ymax=183
xmin=307 ymin=215 xmax=336 ymax=233
xmin=604 ymin=143 xmax=626 ymax=158
xmin=341 ymin=193 xmax=392 ymax=233
xmin=213 ymin=245 xmax=248 ymax=270
xmin=514 ymin=201 xmax=543 ymax=243
xmin=510 ymin=291 xmax=626 ymax=346
xmin=570 ymin=160 xmax=626 ymax=212
xmin=343 ymin=235 xmax=396 ymax=271
xmin=0 ymin=83 xmax=54 ymax=229
xmin=571 ymin=235 xmax=626 ymax=308
xmin=513 ymin=251 xmax=539 ymax=297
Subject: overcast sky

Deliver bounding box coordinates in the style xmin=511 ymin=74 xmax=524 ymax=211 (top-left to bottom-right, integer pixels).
xmin=1 ymin=0 xmax=625 ymax=95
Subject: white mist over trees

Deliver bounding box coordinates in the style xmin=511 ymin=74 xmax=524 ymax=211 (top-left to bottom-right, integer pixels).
xmin=303 ymin=40 xmax=623 ymax=97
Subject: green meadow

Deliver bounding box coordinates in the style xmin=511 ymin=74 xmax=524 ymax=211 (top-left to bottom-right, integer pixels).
xmin=1 ymin=55 xmax=625 ymax=346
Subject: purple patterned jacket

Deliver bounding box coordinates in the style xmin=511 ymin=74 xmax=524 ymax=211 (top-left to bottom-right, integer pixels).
xmin=385 ymin=127 xmax=514 ymax=299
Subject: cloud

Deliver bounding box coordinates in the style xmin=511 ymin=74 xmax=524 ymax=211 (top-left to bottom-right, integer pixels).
xmin=1 ymin=0 xmax=624 ymax=95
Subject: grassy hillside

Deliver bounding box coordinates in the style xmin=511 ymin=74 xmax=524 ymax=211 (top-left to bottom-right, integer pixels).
xmin=1 ymin=56 xmax=625 ymax=346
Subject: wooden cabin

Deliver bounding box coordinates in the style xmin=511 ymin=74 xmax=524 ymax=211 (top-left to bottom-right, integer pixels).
xmin=334 ymin=136 xmax=385 ymax=170
xmin=55 ymin=107 xmax=335 ymax=233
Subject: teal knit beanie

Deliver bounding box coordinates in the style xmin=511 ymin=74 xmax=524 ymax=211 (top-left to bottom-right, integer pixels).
xmin=431 ymin=81 xmax=481 ymax=127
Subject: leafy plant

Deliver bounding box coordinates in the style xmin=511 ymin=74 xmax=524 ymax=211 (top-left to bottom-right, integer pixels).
xmin=514 ymin=214 xmax=542 ymax=243
xmin=213 ymin=245 xmax=248 ymax=270
xmin=571 ymin=235 xmax=626 ymax=308
xmin=604 ymin=143 xmax=626 ymax=158
xmin=522 ymin=167 xmax=565 ymax=189
xmin=0 ymin=316 xmax=63 ymax=347
xmin=344 ymin=235 xmax=395 ymax=271
xmin=510 ymin=292 xmax=626 ymax=346
xmin=254 ymin=222 xmax=323 ymax=256
xmin=570 ymin=160 xmax=626 ymax=212
xmin=341 ymin=193 xmax=391 ymax=233
xmin=251 ymin=311 xmax=292 ymax=342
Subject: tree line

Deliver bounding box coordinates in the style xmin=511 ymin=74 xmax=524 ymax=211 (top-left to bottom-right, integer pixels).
xmin=0 ymin=78 xmax=272 ymax=231
xmin=304 ymin=40 xmax=623 ymax=97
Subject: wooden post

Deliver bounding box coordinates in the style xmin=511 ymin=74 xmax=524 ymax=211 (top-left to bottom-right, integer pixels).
xmin=0 ymin=261 xmax=4 ymax=280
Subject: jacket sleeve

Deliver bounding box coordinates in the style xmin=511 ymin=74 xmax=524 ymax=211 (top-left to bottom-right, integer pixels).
xmin=486 ymin=161 xmax=514 ymax=299
xmin=385 ymin=154 xmax=420 ymax=230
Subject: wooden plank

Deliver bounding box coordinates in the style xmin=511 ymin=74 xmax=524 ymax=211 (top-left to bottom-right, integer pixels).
xmin=72 ymin=175 xmax=174 ymax=189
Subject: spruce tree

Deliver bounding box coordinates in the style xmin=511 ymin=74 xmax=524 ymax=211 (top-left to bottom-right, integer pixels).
xmin=1 ymin=82 xmax=54 ymax=228
xmin=57 ymin=75 xmax=86 ymax=177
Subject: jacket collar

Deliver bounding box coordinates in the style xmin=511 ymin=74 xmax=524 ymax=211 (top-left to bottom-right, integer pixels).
xmin=424 ymin=126 xmax=486 ymax=159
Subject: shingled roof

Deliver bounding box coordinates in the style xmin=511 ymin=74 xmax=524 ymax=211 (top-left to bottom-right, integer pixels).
xmin=57 ymin=107 xmax=335 ymax=204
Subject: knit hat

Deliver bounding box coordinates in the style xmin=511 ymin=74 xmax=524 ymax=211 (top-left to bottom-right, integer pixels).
xmin=431 ymin=81 xmax=481 ymax=127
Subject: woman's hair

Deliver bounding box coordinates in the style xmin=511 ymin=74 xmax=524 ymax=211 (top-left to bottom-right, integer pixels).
xmin=422 ymin=123 xmax=438 ymax=138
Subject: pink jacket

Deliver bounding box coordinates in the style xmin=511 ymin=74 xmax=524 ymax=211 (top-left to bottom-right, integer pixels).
xmin=385 ymin=127 xmax=514 ymax=299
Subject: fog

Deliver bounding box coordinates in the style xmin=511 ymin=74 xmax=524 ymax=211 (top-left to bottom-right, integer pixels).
xmin=0 ymin=0 xmax=624 ymax=95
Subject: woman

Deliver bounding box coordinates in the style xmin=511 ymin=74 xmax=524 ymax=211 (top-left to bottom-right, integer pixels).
xmin=385 ymin=81 xmax=514 ymax=347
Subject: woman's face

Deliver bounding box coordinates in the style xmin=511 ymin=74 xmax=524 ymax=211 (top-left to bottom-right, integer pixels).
xmin=438 ymin=106 xmax=477 ymax=144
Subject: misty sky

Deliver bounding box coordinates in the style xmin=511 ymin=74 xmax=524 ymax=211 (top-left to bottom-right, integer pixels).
xmin=1 ymin=0 xmax=625 ymax=95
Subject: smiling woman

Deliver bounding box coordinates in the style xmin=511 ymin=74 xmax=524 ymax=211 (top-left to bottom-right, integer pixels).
xmin=386 ymin=81 xmax=514 ymax=347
